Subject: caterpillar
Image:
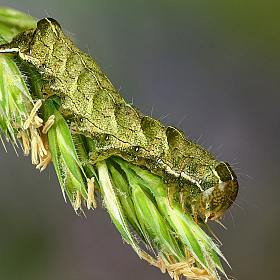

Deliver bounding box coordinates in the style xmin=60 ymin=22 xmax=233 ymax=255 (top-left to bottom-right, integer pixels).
xmin=0 ymin=18 xmax=238 ymax=222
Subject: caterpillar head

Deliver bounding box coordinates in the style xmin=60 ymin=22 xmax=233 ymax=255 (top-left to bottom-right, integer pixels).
xmin=0 ymin=18 xmax=63 ymax=68
xmin=198 ymin=162 xmax=239 ymax=222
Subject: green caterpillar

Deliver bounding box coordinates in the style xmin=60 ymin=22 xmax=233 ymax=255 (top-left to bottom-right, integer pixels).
xmin=0 ymin=18 xmax=238 ymax=221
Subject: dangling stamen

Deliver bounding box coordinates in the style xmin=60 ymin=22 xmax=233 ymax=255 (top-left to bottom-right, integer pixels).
xmin=23 ymin=100 xmax=42 ymax=129
xmin=36 ymin=151 xmax=52 ymax=171
xmin=42 ymin=115 xmax=55 ymax=133
xmin=87 ymin=177 xmax=97 ymax=209
xmin=74 ymin=190 xmax=82 ymax=211
xmin=30 ymin=129 xmax=39 ymax=164
xmin=33 ymin=115 xmax=44 ymax=127
xmin=17 ymin=130 xmax=31 ymax=155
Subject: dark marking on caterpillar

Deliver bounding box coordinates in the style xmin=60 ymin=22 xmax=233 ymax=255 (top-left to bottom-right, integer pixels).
xmin=0 ymin=18 xmax=239 ymax=221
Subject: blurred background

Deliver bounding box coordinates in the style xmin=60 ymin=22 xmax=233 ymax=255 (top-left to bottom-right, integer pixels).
xmin=0 ymin=1 xmax=279 ymax=279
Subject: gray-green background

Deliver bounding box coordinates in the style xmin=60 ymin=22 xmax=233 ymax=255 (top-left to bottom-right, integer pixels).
xmin=0 ymin=1 xmax=279 ymax=279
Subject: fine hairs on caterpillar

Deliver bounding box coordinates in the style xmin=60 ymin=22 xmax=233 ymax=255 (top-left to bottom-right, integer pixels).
xmin=0 ymin=18 xmax=238 ymax=222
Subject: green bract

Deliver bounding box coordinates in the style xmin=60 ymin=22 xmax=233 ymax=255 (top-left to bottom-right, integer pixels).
xmin=0 ymin=7 xmax=37 ymax=41
xmin=0 ymin=54 xmax=33 ymax=150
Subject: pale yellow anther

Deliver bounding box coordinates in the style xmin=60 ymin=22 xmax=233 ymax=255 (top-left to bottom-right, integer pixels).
xmin=40 ymin=132 xmax=49 ymax=150
xmin=23 ymin=100 xmax=42 ymax=129
xmin=74 ymin=190 xmax=82 ymax=211
xmin=34 ymin=115 xmax=44 ymax=127
xmin=36 ymin=134 xmax=48 ymax=157
xmin=31 ymin=133 xmax=39 ymax=165
xmin=184 ymin=247 xmax=195 ymax=265
xmin=36 ymin=151 xmax=52 ymax=171
xmin=140 ymin=247 xmax=217 ymax=280
xmin=133 ymin=245 xmax=218 ymax=279
xmin=17 ymin=130 xmax=31 ymax=155
xmin=20 ymin=102 xmax=53 ymax=169
xmin=157 ymin=253 xmax=167 ymax=273
xmin=42 ymin=115 xmax=55 ymax=133
xmin=138 ymin=251 xmax=158 ymax=267
xmin=86 ymin=177 xmax=97 ymax=209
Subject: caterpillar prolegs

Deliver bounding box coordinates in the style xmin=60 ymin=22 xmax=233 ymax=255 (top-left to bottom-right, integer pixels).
xmin=0 ymin=18 xmax=238 ymax=222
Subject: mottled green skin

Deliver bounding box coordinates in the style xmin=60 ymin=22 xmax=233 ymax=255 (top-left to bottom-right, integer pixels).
xmin=0 ymin=18 xmax=238 ymax=220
